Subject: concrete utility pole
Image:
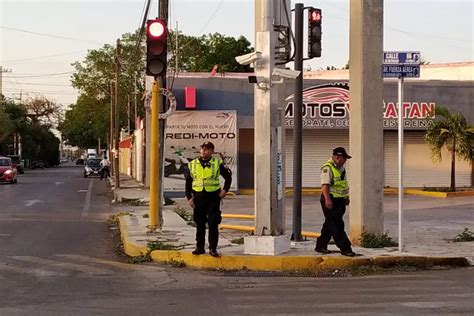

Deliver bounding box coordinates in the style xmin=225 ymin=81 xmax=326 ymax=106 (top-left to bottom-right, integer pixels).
xmin=348 ymin=0 xmax=384 ymax=241
xmin=0 ymin=66 xmax=12 ymax=100
xmin=245 ymin=0 xmax=290 ymax=255
xmin=109 ymin=81 xmax=115 ymax=171
xmin=114 ymin=39 xmax=121 ymax=189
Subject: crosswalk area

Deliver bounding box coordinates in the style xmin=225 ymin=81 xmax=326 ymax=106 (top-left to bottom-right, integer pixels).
xmin=0 ymin=254 xmax=163 ymax=279
xmin=221 ymin=274 xmax=474 ymax=315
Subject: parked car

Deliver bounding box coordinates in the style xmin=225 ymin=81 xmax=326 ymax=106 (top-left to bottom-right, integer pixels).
xmin=31 ymin=161 xmax=45 ymax=169
xmin=7 ymin=155 xmax=24 ymax=174
xmin=75 ymin=158 xmax=84 ymax=165
xmin=60 ymin=157 xmax=68 ymax=164
xmin=0 ymin=156 xmax=18 ymax=184
xmin=84 ymin=158 xmax=101 ymax=178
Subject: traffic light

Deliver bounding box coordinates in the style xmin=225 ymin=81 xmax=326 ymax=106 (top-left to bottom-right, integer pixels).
xmin=146 ymin=19 xmax=167 ymax=77
xmin=308 ymin=8 xmax=322 ymax=58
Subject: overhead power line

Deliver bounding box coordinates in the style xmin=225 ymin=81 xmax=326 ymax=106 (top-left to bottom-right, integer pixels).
xmin=4 ymin=81 xmax=71 ymax=87
xmin=0 ymin=50 xmax=87 ymax=63
xmin=3 ymin=71 xmax=74 ymax=78
xmin=0 ymin=25 xmax=104 ymax=44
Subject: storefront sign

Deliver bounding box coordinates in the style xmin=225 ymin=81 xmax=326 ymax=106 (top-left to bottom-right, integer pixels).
xmin=285 ymin=83 xmax=435 ymax=129
xmin=164 ymin=111 xmax=238 ymax=191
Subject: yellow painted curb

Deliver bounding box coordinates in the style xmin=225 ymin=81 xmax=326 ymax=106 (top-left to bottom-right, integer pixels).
xmin=149 ymin=251 xmax=469 ymax=272
xmin=222 ymin=214 xmax=255 ymax=219
xmin=248 ymin=188 xmax=474 ymax=198
xmin=219 ymin=224 xmax=321 ymax=238
xmin=302 ymin=231 xmax=321 ymax=238
xmin=118 ymin=216 xmax=149 ymax=257
xmin=219 ymin=224 xmax=255 ymax=232
xmin=404 ymin=189 xmax=474 ymax=198
xmin=405 ymin=189 xmax=448 ymax=198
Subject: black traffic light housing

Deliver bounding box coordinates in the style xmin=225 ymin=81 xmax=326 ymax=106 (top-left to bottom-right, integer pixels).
xmin=146 ymin=19 xmax=167 ymax=77
xmin=308 ymin=8 xmax=322 ymax=58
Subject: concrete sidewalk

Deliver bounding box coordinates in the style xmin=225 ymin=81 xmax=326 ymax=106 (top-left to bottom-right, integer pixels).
xmin=110 ymin=175 xmax=473 ymax=272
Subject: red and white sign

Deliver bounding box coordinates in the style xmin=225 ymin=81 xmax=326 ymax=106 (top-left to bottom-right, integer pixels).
xmin=285 ymin=83 xmax=435 ymax=129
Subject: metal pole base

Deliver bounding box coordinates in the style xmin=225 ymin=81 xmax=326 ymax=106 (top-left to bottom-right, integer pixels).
xmin=145 ymin=226 xmax=161 ymax=234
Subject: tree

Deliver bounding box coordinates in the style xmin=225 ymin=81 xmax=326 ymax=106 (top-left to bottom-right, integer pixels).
xmin=63 ymin=30 xmax=146 ymax=147
xmin=58 ymin=94 xmax=109 ymax=148
xmin=0 ymin=106 xmax=14 ymax=146
xmin=424 ymin=106 xmax=474 ymax=191
xmin=0 ymin=99 xmax=60 ymax=164
xmin=168 ymin=31 xmax=253 ymax=73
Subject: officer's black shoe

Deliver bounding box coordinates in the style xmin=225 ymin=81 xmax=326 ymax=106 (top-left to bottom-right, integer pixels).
xmin=315 ymin=248 xmax=331 ymax=254
xmin=192 ymin=248 xmax=205 ymax=255
xmin=341 ymin=250 xmax=356 ymax=257
xmin=209 ymin=249 xmax=220 ymax=258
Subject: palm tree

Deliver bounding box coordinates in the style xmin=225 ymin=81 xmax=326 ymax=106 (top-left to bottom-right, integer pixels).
xmin=424 ymin=106 xmax=474 ymax=191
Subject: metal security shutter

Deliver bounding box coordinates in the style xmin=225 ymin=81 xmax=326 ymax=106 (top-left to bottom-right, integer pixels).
xmin=285 ymin=129 xmax=349 ymax=187
xmin=384 ymin=131 xmax=471 ymax=187
xmin=384 ymin=131 xmax=398 ymax=187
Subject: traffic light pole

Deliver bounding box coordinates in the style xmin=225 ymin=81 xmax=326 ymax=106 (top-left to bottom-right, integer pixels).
xmin=292 ymin=3 xmax=304 ymax=242
xmin=147 ymin=79 xmax=161 ymax=231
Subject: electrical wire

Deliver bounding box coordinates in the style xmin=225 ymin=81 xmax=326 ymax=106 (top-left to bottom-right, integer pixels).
xmin=119 ymin=0 xmax=151 ymax=71
xmin=0 ymin=50 xmax=87 ymax=63
xmin=3 ymin=81 xmax=71 ymax=87
xmin=3 ymin=71 xmax=74 ymax=78
xmin=177 ymin=0 xmax=225 ymax=51
xmin=0 ymin=26 xmax=103 ymax=44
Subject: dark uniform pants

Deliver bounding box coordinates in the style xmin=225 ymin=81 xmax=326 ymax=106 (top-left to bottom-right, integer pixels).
xmin=315 ymin=195 xmax=352 ymax=252
xmin=193 ymin=190 xmax=222 ymax=250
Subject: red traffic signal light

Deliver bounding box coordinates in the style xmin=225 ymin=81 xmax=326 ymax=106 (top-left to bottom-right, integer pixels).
xmin=308 ymin=8 xmax=322 ymax=58
xmin=146 ymin=19 xmax=167 ymax=77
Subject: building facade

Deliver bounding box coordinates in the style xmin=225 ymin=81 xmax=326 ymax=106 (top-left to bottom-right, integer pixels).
xmin=165 ymin=69 xmax=473 ymax=190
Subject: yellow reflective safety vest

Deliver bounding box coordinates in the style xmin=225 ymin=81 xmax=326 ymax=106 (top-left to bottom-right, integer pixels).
xmin=189 ymin=157 xmax=222 ymax=192
xmin=322 ymin=159 xmax=349 ymax=198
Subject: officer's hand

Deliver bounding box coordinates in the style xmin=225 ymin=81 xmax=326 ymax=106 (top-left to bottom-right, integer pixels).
xmin=345 ymin=197 xmax=350 ymax=205
xmin=188 ymin=197 xmax=195 ymax=208
xmin=219 ymin=190 xmax=227 ymax=199
xmin=325 ymin=198 xmax=333 ymax=209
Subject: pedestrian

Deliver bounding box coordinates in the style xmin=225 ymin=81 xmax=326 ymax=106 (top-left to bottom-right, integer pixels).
xmin=100 ymin=156 xmax=111 ymax=180
xmin=185 ymin=141 xmax=232 ymax=257
xmin=315 ymin=147 xmax=357 ymax=257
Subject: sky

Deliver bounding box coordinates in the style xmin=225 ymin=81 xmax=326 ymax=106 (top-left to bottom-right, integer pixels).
xmin=0 ymin=0 xmax=473 ymax=106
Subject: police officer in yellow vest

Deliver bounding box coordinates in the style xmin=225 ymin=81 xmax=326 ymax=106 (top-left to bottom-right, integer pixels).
xmin=315 ymin=147 xmax=356 ymax=257
xmin=185 ymin=141 xmax=232 ymax=257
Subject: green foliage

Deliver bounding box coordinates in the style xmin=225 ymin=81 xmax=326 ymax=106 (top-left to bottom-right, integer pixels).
xmin=168 ymin=31 xmax=253 ymax=73
xmin=0 ymin=99 xmax=59 ymax=164
xmin=424 ymin=106 xmax=474 ymax=191
xmin=422 ymin=186 xmax=456 ymax=192
xmin=0 ymin=106 xmax=14 ymax=144
xmin=168 ymin=259 xmax=186 ymax=268
xmin=164 ymin=195 xmax=175 ymax=206
xmin=231 ymin=237 xmax=245 ymax=245
xmin=360 ymin=231 xmax=398 ymax=248
xmin=453 ymin=228 xmax=474 ymax=242
xmin=62 ymin=30 xmax=146 ymax=147
xmin=147 ymin=241 xmax=181 ymax=251
xmin=174 ymin=205 xmax=193 ymax=222
xmin=127 ymin=253 xmax=152 ymax=264
xmin=61 ymin=28 xmax=253 ymax=147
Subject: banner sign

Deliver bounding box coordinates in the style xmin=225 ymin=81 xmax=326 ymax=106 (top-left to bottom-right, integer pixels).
xmin=285 ymin=83 xmax=435 ymax=129
xmin=164 ymin=111 xmax=238 ymax=192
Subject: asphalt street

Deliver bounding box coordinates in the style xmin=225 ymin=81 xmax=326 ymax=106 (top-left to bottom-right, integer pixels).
xmin=0 ymin=165 xmax=473 ymax=315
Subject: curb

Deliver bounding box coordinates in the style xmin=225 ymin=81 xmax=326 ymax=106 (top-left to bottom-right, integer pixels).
xmin=118 ymin=216 xmax=470 ymax=272
xmin=149 ymin=250 xmax=470 ymax=272
xmin=239 ymin=188 xmax=474 ymax=198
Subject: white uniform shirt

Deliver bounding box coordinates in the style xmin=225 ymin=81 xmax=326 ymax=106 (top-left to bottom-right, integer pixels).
xmin=100 ymin=159 xmax=111 ymax=167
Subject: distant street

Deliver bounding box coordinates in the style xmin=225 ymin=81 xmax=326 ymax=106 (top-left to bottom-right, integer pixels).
xmin=1 ymin=165 xmax=473 ymax=315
